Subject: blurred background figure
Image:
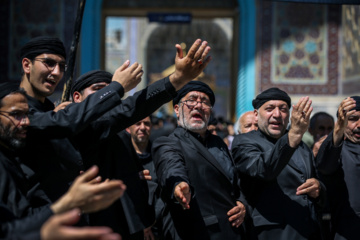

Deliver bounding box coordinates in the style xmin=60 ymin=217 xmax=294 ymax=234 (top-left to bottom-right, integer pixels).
xmin=308 ymin=112 xmax=334 ymax=157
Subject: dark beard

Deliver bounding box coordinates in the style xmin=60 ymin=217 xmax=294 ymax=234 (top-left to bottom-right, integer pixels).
xmin=0 ymin=123 xmax=26 ymax=150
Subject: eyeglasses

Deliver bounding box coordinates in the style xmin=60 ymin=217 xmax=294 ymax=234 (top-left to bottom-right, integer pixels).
xmin=0 ymin=110 xmax=29 ymax=122
xmin=180 ymin=100 xmax=212 ymax=109
xmin=34 ymin=58 xmax=67 ymax=73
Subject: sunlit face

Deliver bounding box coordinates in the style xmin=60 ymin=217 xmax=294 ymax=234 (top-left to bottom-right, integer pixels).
xmin=310 ymin=115 xmax=334 ymax=141
xmin=22 ymin=53 xmax=65 ymax=100
xmin=255 ymin=100 xmax=290 ymax=139
xmin=0 ymin=93 xmax=30 ymax=149
xmin=344 ymin=111 xmax=360 ymax=144
xmin=239 ymin=111 xmax=258 ymax=134
xmin=73 ymin=82 xmax=109 ymax=103
xmin=126 ymin=117 xmax=152 ymax=144
xmin=174 ymin=91 xmax=212 ymax=136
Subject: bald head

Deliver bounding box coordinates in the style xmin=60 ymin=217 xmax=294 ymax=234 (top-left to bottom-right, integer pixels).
xmin=238 ymin=111 xmax=258 ymax=134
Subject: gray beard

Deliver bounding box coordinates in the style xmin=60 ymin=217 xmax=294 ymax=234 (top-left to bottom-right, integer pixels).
xmin=0 ymin=124 xmax=25 ymax=150
xmin=179 ymin=109 xmax=208 ymax=133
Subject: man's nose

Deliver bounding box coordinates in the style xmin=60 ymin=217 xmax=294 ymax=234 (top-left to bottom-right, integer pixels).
xmin=51 ymin=64 xmax=62 ymax=75
xmin=272 ymin=108 xmax=281 ymax=117
xmin=20 ymin=116 xmax=30 ymax=127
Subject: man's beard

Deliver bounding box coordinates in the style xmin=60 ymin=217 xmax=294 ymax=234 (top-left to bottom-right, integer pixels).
xmin=179 ymin=108 xmax=208 ymax=133
xmin=0 ymin=123 xmax=26 ymax=150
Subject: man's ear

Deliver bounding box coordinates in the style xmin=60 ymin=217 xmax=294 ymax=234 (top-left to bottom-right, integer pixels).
xmin=72 ymin=92 xmax=82 ymax=103
xmin=22 ymin=58 xmax=32 ymax=74
xmin=308 ymin=128 xmax=315 ymax=136
xmin=174 ymin=104 xmax=180 ymax=119
xmin=254 ymin=109 xmax=259 ymax=121
xmin=126 ymin=128 xmax=131 ymax=134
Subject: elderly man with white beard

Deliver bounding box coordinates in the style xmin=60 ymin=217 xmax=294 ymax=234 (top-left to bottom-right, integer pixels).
xmin=152 ymin=81 xmax=246 ymax=240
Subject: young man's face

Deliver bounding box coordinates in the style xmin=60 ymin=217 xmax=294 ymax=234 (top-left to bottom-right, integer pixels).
xmin=174 ymin=91 xmax=212 ymax=135
xmin=345 ymin=111 xmax=360 ymax=144
xmin=73 ymin=82 xmax=109 ymax=103
xmin=255 ymin=100 xmax=290 ymax=139
xmin=24 ymin=53 xmax=66 ymax=99
xmin=0 ymin=93 xmax=30 ymax=149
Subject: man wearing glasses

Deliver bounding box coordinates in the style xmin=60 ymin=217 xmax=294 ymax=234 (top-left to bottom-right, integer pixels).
xmin=18 ymin=36 xmax=211 ymax=207
xmin=0 ymin=83 xmax=126 ymax=239
xmin=152 ymin=81 xmax=246 ymax=239
xmin=18 ymin=36 xmax=144 ymax=202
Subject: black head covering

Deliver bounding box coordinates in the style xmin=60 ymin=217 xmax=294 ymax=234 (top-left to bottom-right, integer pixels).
xmin=71 ymin=70 xmax=112 ymax=96
xmin=0 ymin=82 xmax=21 ymax=101
xmin=173 ymin=81 xmax=215 ymax=107
xmin=252 ymin=87 xmax=291 ymax=109
xmin=350 ymin=96 xmax=360 ymax=112
xmin=20 ymin=36 xmax=66 ymax=60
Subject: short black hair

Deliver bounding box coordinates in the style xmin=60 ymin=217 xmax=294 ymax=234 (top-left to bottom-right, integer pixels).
xmin=309 ymin=112 xmax=334 ymax=130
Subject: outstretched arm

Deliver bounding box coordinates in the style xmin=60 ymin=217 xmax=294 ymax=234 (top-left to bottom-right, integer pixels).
xmin=51 ymin=166 xmax=126 ymax=214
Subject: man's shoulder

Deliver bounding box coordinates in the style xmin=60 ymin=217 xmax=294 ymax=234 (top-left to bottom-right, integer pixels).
xmin=233 ymin=130 xmax=262 ymax=143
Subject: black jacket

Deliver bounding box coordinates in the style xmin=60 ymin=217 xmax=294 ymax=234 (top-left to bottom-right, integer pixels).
xmin=232 ymin=130 xmax=324 ymax=240
xmin=152 ymin=127 xmax=243 ymax=240
xmin=21 ymin=82 xmax=126 ymax=202
xmin=0 ymin=145 xmax=53 ymax=239
xmin=316 ymin=133 xmax=360 ymax=240
xmin=72 ymin=77 xmax=177 ymax=237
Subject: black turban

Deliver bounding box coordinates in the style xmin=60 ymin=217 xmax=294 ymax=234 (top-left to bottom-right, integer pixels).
xmin=350 ymin=96 xmax=360 ymax=112
xmin=71 ymin=70 xmax=112 ymax=96
xmin=20 ymin=36 xmax=66 ymax=60
xmin=252 ymin=87 xmax=291 ymax=109
xmin=173 ymin=81 xmax=215 ymax=107
xmin=0 ymin=82 xmax=21 ymax=100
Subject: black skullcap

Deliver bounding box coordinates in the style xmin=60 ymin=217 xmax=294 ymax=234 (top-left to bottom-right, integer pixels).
xmin=252 ymin=87 xmax=291 ymax=109
xmin=71 ymin=70 xmax=112 ymax=96
xmin=0 ymin=82 xmax=21 ymax=100
xmin=350 ymin=96 xmax=360 ymax=111
xmin=173 ymin=81 xmax=215 ymax=107
xmin=20 ymin=36 xmax=66 ymax=60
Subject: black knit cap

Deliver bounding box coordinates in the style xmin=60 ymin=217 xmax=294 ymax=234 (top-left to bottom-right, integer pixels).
xmin=252 ymin=87 xmax=291 ymax=109
xmin=0 ymin=82 xmax=22 ymax=100
xmin=173 ymin=81 xmax=215 ymax=107
xmin=20 ymin=36 xmax=66 ymax=60
xmin=71 ymin=70 xmax=112 ymax=96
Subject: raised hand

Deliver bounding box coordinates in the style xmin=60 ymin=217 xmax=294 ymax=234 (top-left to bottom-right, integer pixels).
xmin=333 ymin=97 xmax=356 ymax=146
xmin=174 ymin=181 xmax=191 ymax=210
xmin=112 ymin=60 xmax=143 ymax=93
xmin=169 ymin=39 xmax=211 ymax=90
xmin=288 ymin=96 xmax=313 ymax=147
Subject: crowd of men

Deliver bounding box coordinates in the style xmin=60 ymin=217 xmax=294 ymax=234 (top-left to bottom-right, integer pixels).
xmin=0 ymin=36 xmax=359 ymax=240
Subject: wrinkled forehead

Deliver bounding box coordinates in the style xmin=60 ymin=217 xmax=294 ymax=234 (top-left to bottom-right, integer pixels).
xmin=260 ymin=100 xmax=289 ymax=108
xmin=182 ymin=91 xmax=210 ymax=101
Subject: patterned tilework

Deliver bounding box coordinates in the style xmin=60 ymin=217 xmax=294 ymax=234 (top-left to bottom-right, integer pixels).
xmin=342 ymin=5 xmax=360 ymax=94
xmin=146 ymin=19 xmax=232 ymax=117
xmin=258 ymin=2 xmax=341 ymax=95
xmin=8 ymin=0 xmax=78 ymax=83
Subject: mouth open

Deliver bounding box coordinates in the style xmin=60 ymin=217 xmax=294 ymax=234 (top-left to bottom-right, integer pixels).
xmin=191 ymin=113 xmax=203 ymax=121
xmin=45 ymin=79 xmax=57 ymax=86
